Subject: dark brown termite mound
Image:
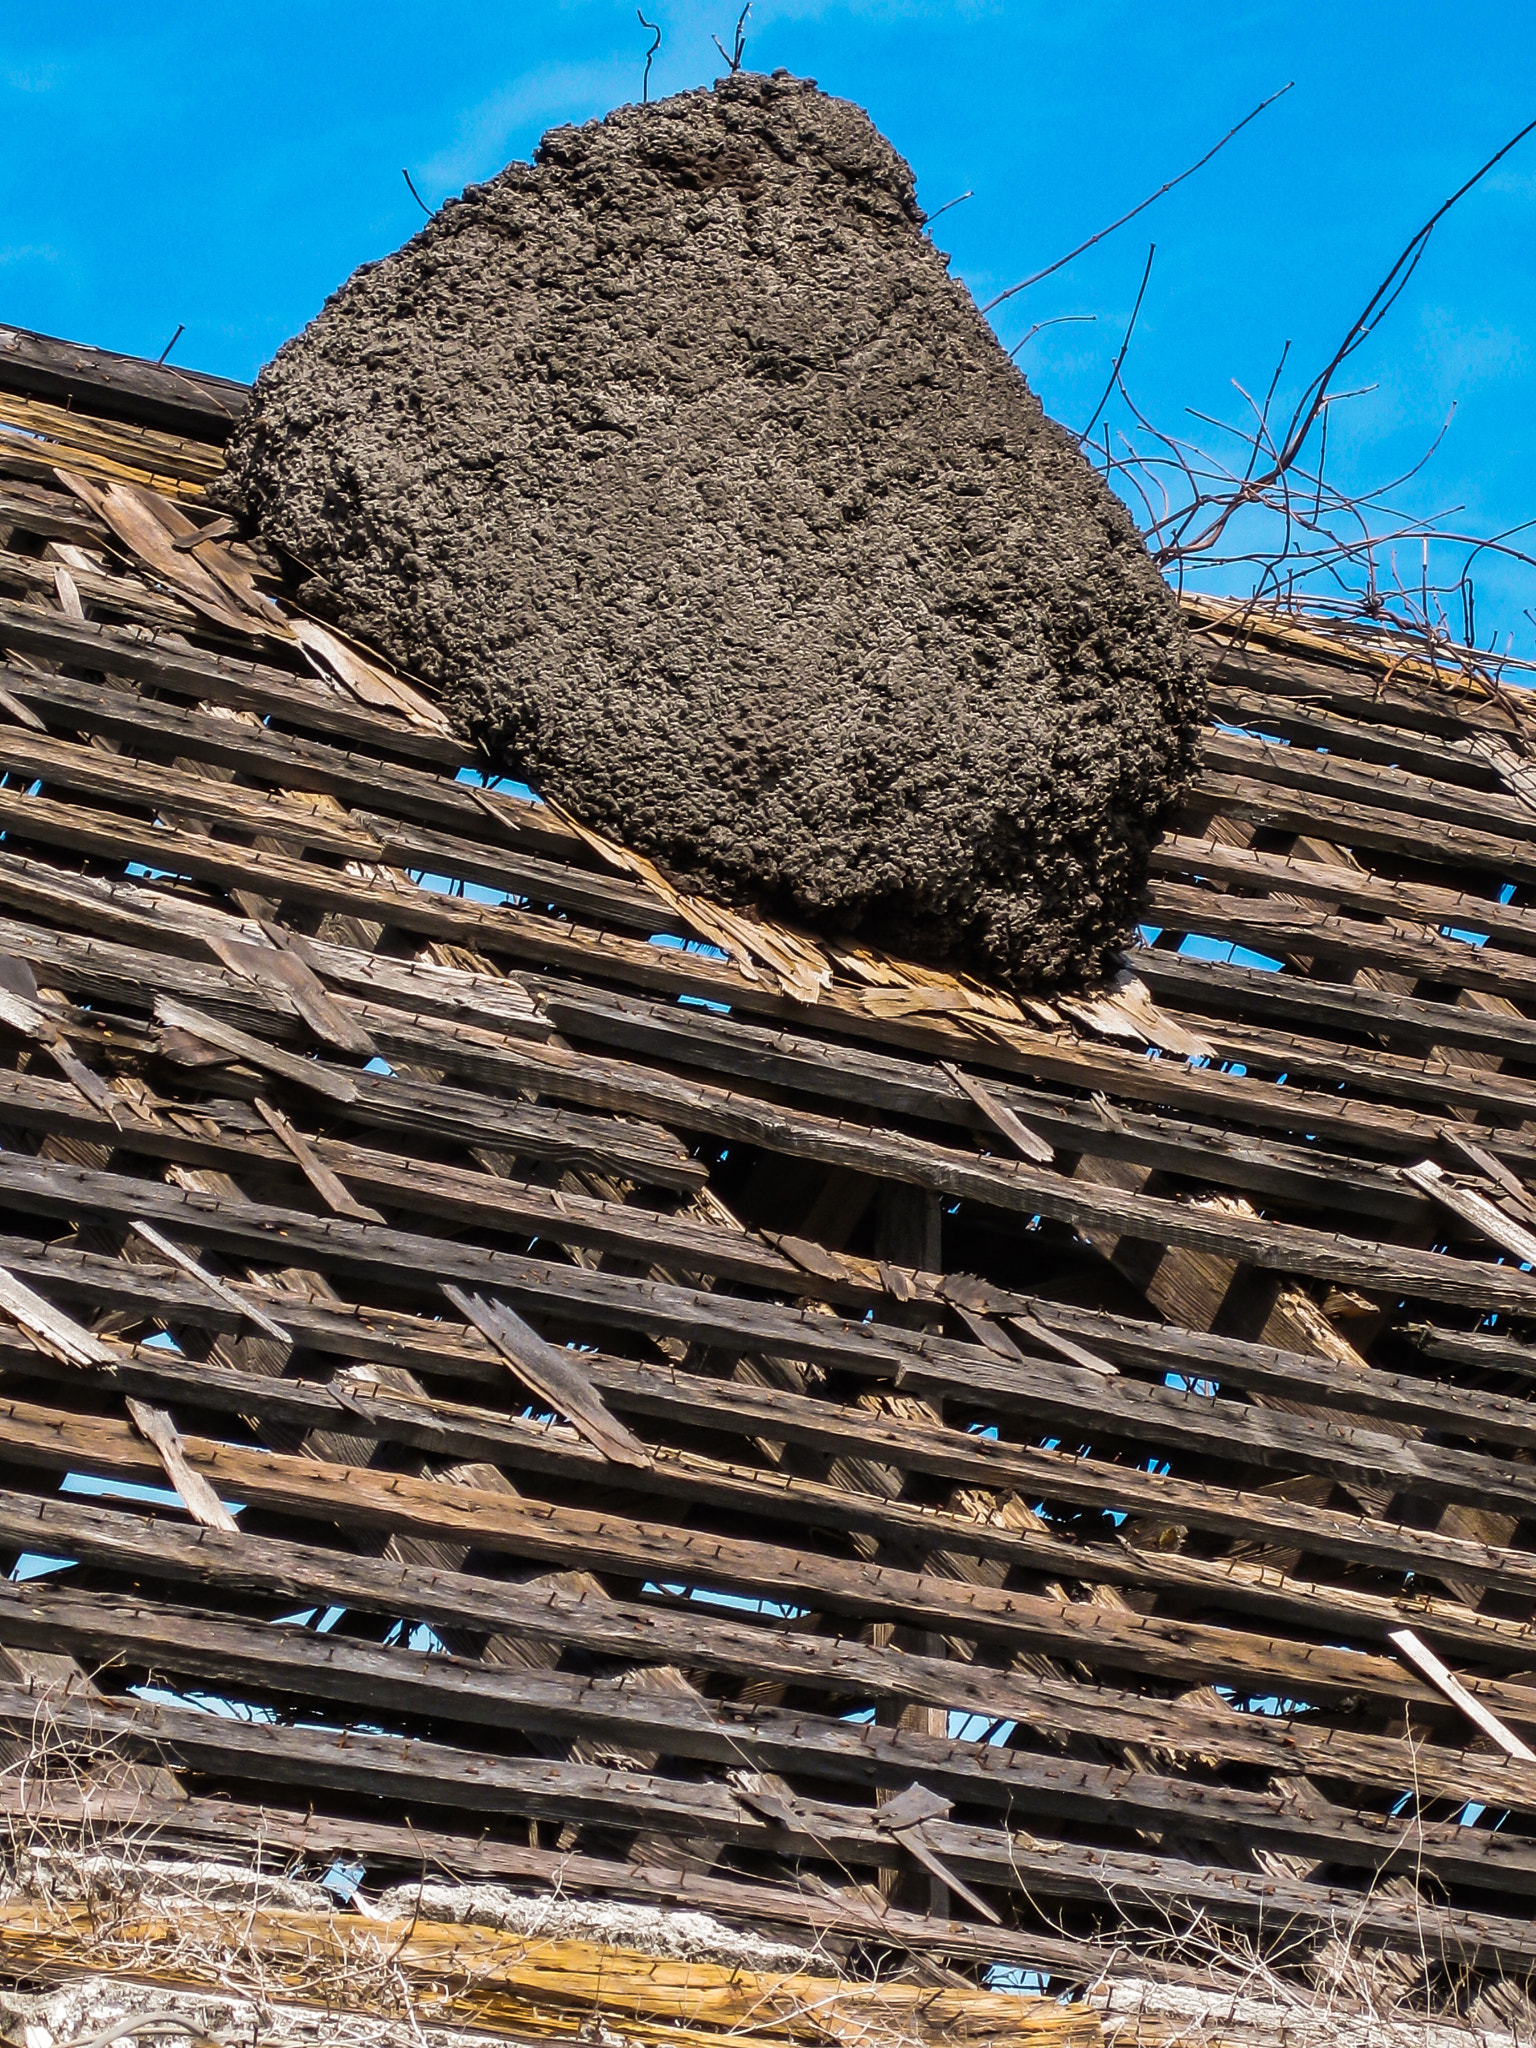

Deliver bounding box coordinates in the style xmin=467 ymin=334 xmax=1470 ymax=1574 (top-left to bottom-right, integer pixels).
xmin=220 ymin=70 xmax=1204 ymax=990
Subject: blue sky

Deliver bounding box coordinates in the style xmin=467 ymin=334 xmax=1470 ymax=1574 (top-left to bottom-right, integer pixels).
xmin=4 ymin=2 xmax=1533 ymax=647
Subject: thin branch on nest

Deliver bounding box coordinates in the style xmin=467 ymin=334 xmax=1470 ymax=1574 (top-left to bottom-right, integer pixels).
xmin=712 ymin=3 xmax=750 ymax=75
xmin=637 ymin=11 xmax=662 ymax=103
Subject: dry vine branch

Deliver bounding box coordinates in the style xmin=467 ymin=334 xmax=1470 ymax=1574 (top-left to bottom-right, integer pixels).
xmin=1091 ymin=111 xmax=1536 ymax=658
xmin=1011 ymin=104 xmax=1536 ymax=673
xmin=712 ymin=3 xmax=750 ymax=75
xmin=982 ymin=83 xmax=1292 ymax=315
xmin=638 ymin=10 xmax=662 ymax=103
xmin=1078 ymin=244 xmax=1154 ymax=439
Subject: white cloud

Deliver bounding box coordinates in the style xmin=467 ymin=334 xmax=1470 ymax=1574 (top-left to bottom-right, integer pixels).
xmin=2 ymin=62 xmax=59 ymax=93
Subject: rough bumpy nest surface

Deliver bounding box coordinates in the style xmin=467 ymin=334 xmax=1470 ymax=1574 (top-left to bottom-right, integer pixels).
xmin=222 ymin=71 xmax=1204 ymax=989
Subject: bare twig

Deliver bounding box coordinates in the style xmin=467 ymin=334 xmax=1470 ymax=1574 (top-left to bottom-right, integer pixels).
xmin=1005 ymin=312 xmax=1096 ymax=363
xmin=712 ymin=2 xmax=750 ymax=74
xmin=637 ymin=10 xmax=661 ymax=103
xmin=1078 ymin=243 xmax=1155 ymax=438
xmin=982 ymin=82 xmax=1291 ymax=313
xmin=401 ymin=169 xmax=432 ymax=218
xmin=924 ymin=190 xmax=973 ymax=226
xmin=1159 ymin=111 xmax=1536 ymax=570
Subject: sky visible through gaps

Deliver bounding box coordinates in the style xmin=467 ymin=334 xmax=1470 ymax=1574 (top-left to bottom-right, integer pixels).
xmin=4 ymin=0 xmax=1534 ymax=649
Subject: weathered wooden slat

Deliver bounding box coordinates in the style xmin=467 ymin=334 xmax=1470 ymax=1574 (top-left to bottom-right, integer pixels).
xmin=1205 ymin=685 xmax=1524 ymax=788
xmin=0 ymin=542 xmax=200 ymax=631
xmin=0 ymin=720 xmax=384 ymax=858
xmin=0 ymin=776 xmax=1482 ymax=1185
xmin=15 ymin=1219 xmax=1536 ymax=1546
xmin=0 ymin=392 xmax=224 ymax=489
xmin=0 ymin=896 xmax=1436 ymax=1226
xmin=1148 ymin=1005 xmax=1536 ymax=1139
xmin=127 ymin=1218 xmax=293 ymax=1343
xmin=1405 ymin=1158 xmax=1536 ymax=1269
xmin=0 ymin=1055 xmax=706 ymax=1200
xmin=1133 ymin=946 xmax=1536 ymax=1059
xmin=0 ymin=323 xmax=249 ymax=438
xmin=12 ymin=1388 xmax=1536 ymax=1715
xmin=1200 ymin=636 xmax=1523 ymax=741
xmin=0 ymin=1894 xmax=1103 ymax=2048
xmin=1146 ymin=880 xmax=1536 ymax=1000
xmin=0 ymin=777 xmax=762 ymax=1004
xmin=535 ymin=979 xmax=1430 ymax=1218
xmin=250 ymin=1095 xmax=385 ymax=1222
xmin=0 ymin=663 xmax=575 ymax=848
xmin=1203 ymin=727 xmax=1536 ymax=846
xmin=212 ymin=933 xmax=377 ymax=1055
xmin=0 ymin=857 xmax=554 ymax=1038
xmin=0 ymin=1077 xmax=792 ymax=1288
xmin=1152 ymin=836 xmax=1536 ymax=953
xmin=355 ymin=810 xmax=681 ymax=934
xmin=0 ymin=485 xmax=116 ymax=551
xmin=0 ymin=601 xmax=465 ymax=765
xmin=8 ymin=1319 xmax=1536 ymax=1674
xmin=0 ymin=1262 xmax=116 ymax=1369
xmin=0 ymin=1777 xmax=1166 ymax=1990
xmin=1391 ymin=1626 xmax=1536 ymax=1764
xmin=1186 ymin=768 xmax=1536 ymax=885
xmin=9 ymin=1149 xmax=1536 ymax=1527
xmin=4 ymin=1679 xmax=1533 ymax=1964
xmin=5 ymin=943 xmax=1521 ymax=1306
xmin=8 ymin=1483 xmax=1534 ymax=1817
xmin=11 ymin=1575 xmax=1531 ymax=1891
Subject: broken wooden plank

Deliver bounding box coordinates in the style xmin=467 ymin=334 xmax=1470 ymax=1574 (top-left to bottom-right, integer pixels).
xmin=251 ymin=1097 xmax=384 ymax=1224
xmin=1389 ymin=1626 xmax=1536 ymax=1763
xmin=128 ymin=1218 xmax=292 ymax=1345
xmin=0 ymin=1264 xmax=116 ymax=1369
xmin=123 ymin=1398 xmax=240 ymax=1535
xmin=1439 ymin=1128 xmax=1536 ymax=1223
xmin=0 ymin=962 xmax=122 ymax=1126
xmin=442 ymin=1283 xmax=650 ymax=1469
xmin=939 ymin=1059 xmax=1054 ymax=1163
xmin=1010 ymin=1313 xmax=1119 ymax=1380
xmin=1403 ymin=1157 xmax=1536 ymax=1269
xmin=209 ymin=929 xmax=377 ymax=1056
xmin=870 ymin=1782 xmax=1000 ymax=1923
xmin=154 ymin=994 xmax=358 ymax=1104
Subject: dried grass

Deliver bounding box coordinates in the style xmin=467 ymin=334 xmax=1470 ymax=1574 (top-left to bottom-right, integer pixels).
xmin=0 ymin=1706 xmax=1072 ymax=2048
xmin=1 ymin=1704 xmax=1531 ymax=2048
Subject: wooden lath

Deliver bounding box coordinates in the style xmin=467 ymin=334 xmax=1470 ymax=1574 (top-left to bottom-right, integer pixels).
xmin=0 ymin=328 xmax=1534 ymax=2017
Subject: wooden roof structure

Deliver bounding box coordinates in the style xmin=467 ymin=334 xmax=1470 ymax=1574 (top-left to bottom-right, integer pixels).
xmin=1 ymin=321 xmax=1536 ymax=2024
